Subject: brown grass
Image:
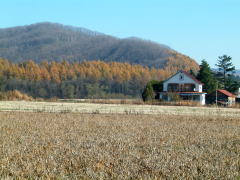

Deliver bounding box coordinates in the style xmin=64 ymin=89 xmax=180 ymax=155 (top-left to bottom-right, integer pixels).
xmin=148 ymin=100 xmax=202 ymax=106
xmin=0 ymin=112 xmax=239 ymax=179
xmin=59 ymin=98 xmax=145 ymax=105
xmin=0 ymin=90 xmax=33 ymax=101
xmin=59 ymin=99 xmax=202 ymax=106
xmin=61 ymin=99 xmax=220 ymax=109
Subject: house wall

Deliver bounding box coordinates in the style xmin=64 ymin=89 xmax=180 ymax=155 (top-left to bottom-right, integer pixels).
xmin=159 ymin=92 xmax=206 ymax=105
xmin=200 ymin=94 xmax=205 ymax=105
xmin=237 ymin=88 xmax=240 ymax=98
xmin=228 ymin=97 xmax=236 ymax=105
xmin=163 ymin=72 xmax=202 ymax=92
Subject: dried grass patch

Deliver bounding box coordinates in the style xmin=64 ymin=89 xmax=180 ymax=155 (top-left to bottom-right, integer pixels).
xmin=0 ymin=112 xmax=239 ymax=179
xmin=0 ymin=90 xmax=33 ymax=101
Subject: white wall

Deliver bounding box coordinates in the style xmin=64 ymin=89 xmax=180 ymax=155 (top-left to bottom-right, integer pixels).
xmin=200 ymin=94 xmax=205 ymax=105
xmin=163 ymin=72 xmax=202 ymax=92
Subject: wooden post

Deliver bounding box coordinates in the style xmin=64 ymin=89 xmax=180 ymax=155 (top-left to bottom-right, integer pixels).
xmin=216 ymin=83 xmax=218 ymax=106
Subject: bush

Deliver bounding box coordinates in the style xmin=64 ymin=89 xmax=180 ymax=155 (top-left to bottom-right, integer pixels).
xmin=142 ymin=80 xmax=163 ymax=102
xmin=142 ymin=83 xmax=155 ymax=102
xmin=0 ymin=90 xmax=33 ymax=101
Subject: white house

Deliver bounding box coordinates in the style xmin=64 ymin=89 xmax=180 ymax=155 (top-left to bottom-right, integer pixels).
xmin=159 ymin=71 xmax=206 ymax=105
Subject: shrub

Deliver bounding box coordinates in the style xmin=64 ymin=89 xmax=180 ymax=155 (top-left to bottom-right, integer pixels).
xmin=0 ymin=90 xmax=33 ymax=101
xmin=142 ymin=80 xmax=163 ymax=102
xmin=142 ymin=83 xmax=155 ymax=102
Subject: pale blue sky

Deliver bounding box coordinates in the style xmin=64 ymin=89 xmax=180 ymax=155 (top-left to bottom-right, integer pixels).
xmin=1 ymin=0 xmax=240 ymax=68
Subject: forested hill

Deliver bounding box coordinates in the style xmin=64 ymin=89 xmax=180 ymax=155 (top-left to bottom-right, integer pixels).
xmin=0 ymin=59 xmax=175 ymax=99
xmin=0 ymin=22 xmax=199 ymax=70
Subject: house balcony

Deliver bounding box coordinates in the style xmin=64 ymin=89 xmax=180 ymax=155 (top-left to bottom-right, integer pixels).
xmin=167 ymin=83 xmax=197 ymax=92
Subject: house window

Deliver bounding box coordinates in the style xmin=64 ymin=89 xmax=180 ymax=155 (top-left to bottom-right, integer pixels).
xmin=179 ymin=74 xmax=184 ymax=81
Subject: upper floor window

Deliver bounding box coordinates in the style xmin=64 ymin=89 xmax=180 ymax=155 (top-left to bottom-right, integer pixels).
xmin=179 ymin=74 xmax=184 ymax=81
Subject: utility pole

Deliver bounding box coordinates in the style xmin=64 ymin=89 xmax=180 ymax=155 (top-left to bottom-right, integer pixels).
xmin=216 ymin=82 xmax=218 ymax=106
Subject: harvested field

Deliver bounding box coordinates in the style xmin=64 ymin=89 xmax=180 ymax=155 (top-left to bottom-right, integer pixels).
xmin=0 ymin=101 xmax=240 ymax=117
xmin=0 ymin=112 xmax=239 ymax=179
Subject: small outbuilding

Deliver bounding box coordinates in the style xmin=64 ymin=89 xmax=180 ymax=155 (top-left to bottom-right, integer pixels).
xmin=206 ymin=89 xmax=236 ymax=106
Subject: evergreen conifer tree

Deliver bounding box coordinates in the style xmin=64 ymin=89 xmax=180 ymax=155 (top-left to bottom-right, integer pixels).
xmin=142 ymin=82 xmax=155 ymax=102
xmin=215 ymin=55 xmax=235 ymax=89
xmin=197 ymin=60 xmax=217 ymax=93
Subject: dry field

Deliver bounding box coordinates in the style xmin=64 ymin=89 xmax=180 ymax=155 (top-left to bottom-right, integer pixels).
xmin=1 ymin=101 xmax=240 ymax=117
xmin=0 ymin=111 xmax=239 ymax=179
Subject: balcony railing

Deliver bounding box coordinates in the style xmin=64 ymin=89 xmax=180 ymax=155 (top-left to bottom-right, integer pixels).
xmin=167 ymin=83 xmax=196 ymax=92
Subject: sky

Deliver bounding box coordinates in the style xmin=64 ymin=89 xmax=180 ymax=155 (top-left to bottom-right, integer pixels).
xmin=1 ymin=0 xmax=240 ymax=68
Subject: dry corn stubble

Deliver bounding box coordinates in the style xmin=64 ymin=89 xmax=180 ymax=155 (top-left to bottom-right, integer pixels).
xmin=0 ymin=112 xmax=239 ymax=179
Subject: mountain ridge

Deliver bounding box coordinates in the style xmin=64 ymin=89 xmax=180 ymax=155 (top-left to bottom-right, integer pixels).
xmin=0 ymin=22 xmax=199 ymax=71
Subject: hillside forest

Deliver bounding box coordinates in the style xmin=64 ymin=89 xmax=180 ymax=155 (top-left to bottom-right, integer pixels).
xmin=0 ymin=23 xmax=199 ymax=70
xmin=0 ymin=58 xmax=198 ymax=99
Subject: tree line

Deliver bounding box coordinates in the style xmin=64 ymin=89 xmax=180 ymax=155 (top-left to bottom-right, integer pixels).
xmin=1 ymin=55 xmax=237 ymax=101
xmin=0 ymin=58 xmax=178 ymax=99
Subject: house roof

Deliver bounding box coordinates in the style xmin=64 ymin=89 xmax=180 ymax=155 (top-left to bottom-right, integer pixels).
xmin=218 ymin=89 xmax=236 ymax=98
xmin=181 ymin=71 xmax=204 ymax=85
xmin=163 ymin=71 xmax=203 ymax=85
